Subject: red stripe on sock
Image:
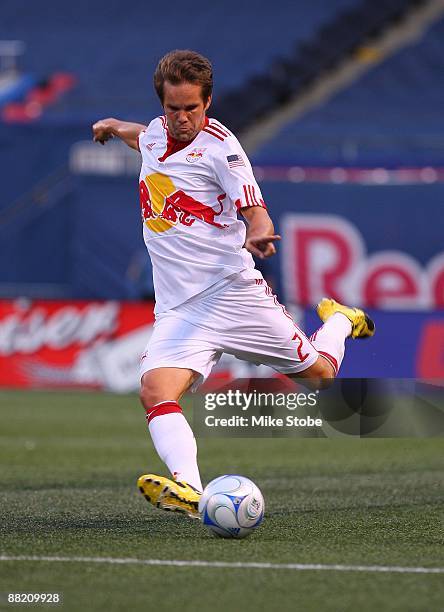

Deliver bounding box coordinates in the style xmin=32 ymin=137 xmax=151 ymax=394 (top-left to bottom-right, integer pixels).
xmin=145 ymin=401 xmax=182 ymax=424
xmin=318 ymin=351 xmax=338 ymax=375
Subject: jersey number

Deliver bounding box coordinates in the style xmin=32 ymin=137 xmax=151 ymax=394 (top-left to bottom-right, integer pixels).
xmin=292 ymin=332 xmax=309 ymax=362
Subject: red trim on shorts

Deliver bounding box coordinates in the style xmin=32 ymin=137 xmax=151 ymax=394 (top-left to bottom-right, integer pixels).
xmin=318 ymin=351 xmax=338 ymax=375
xmin=256 ymin=279 xmax=319 ymax=368
xmin=145 ymin=401 xmax=182 ymax=424
xmin=310 ymin=323 xmax=325 ymax=343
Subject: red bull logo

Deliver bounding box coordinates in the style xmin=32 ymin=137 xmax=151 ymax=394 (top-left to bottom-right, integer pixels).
xmin=186 ymin=148 xmax=206 ymax=163
xmin=139 ymin=172 xmax=226 ymax=233
xmin=167 ymin=191 xmax=227 ymax=228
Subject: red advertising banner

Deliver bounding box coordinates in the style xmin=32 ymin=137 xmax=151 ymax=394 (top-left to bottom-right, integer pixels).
xmin=0 ymin=299 xmax=287 ymax=392
xmin=1 ymin=299 xmax=442 ymax=385
xmin=0 ymin=299 xmax=155 ymax=392
xmin=280 ymin=213 xmax=444 ymax=310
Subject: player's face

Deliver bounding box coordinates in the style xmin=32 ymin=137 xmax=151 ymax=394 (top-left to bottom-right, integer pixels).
xmin=163 ymin=81 xmax=211 ymax=141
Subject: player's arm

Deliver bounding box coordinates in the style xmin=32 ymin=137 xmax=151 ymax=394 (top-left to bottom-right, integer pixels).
xmin=92 ymin=117 xmax=147 ymax=151
xmin=212 ymin=134 xmax=280 ymax=258
xmin=241 ymin=206 xmax=281 ymax=259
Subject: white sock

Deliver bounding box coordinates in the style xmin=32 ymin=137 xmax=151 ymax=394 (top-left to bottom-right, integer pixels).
xmin=310 ymin=313 xmax=352 ymax=375
xmin=147 ymin=405 xmax=203 ymax=492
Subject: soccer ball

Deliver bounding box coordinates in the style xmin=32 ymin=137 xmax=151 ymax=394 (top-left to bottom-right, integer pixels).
xmin=199 ymin=475 xmax=264 ymax=539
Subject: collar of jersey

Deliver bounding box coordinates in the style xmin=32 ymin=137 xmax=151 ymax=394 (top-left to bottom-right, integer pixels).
xmin=158 ymin=116 xmax=209 ymax=162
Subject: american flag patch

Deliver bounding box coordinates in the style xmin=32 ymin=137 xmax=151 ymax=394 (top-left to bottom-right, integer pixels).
xmin=227 ymin=154 xmax=245 ymax=168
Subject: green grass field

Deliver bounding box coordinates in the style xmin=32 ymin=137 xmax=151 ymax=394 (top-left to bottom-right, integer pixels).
xmin=1 ymin=390 xmax=443 ymax=612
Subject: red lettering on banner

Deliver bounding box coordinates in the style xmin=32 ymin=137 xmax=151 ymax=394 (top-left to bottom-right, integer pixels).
xmin=297 ymin=229 xmax=351 ymax=304
xmin=283 ymin=215 xmax=364 ymax=306
xmin=417 ymin=321 xmax=444 ymax=377
xmin=362 ymin=253 xmax=427 ymax=309
xmin=433 ymin=269 xmax=444 ymax=307
xmin=0 ymin=300 xmax=156 ymax=392
xmin=427 ymin=254 xmax=444 ymax=308
xmin=0 ymin=303 xmax=119 ymax=355
xmin=283 ymin=214 xmax=444 ymax=310
xmin=364 ymin=265 xmax=418 ymax=307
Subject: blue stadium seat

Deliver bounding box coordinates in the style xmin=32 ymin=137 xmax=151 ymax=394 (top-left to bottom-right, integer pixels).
xmin=253 ymin=16 xmax=444 ymax=166
xmin=0 ymin=0 xmax=359 ymax=123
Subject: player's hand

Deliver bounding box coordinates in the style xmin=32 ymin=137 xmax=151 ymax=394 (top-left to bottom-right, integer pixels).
xmin=245 ymin=234 xmax=281 ymax=259
xmin=92 ymin=119 xmax=115 ymax=145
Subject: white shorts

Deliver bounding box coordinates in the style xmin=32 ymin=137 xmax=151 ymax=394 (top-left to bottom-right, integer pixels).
xmin=140 ymin=273 xmax=319 ymax=389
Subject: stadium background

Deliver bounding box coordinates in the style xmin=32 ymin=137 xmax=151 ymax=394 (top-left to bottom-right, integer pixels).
xmin=0 ymin=0 xmax=443 ymax=391
xmin=1 ymin=3 xmax=444 ymax=611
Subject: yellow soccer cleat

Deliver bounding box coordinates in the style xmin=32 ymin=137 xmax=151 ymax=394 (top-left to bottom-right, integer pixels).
xmin=316 ymin=298 xmax=375 ymax=339
xmin=137 ymin=474 xmax=201 ymax=519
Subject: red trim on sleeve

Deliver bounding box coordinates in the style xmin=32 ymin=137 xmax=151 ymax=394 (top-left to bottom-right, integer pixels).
xmin=249 ymin=185 xmax=258 ymax=206
xmin=207 ymin=123 xmax=229 ymax=137
xmin=243 ymin=184 xmax=251 ymax=206
xmin=203 ymin=127 xmax=225 ymax=141
xmin=238 ymin=185 xmax=267 ymax=210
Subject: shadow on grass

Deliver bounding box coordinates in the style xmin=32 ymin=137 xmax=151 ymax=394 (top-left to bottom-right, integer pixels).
xmin=0 ymin=512 xmax=210 ymax=541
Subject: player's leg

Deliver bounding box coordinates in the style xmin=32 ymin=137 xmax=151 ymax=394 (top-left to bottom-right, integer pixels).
xmin=140 ymin=366 xmax=202 ymax=489
xmin=211 ymin=278 xmax=324 ymax=383
xmin=213 ymin=278 xmax=374 ymax=387
xmin=309 ymin=297 xmax=375 ymax=375
xmin=137 ymin=310 xmax=222 ymax=517
xmin=290 ymin=309 xmax=353 ymax=386
xmin=138 ymin=366 xmax=203 ymax=518
xmin=290 ymin=298 xmax=375 ymax=386
xmin=289 ymin=354 xmax=336 ymax=389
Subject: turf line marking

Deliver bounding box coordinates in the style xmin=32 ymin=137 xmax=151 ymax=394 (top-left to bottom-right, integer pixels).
xmin=0 ymin=556 xmax=443 ymax=574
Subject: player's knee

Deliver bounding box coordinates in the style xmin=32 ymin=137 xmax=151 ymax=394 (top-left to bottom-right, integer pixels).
xmin=315 ymin=376 xmax=335 ymax=390
xmin=306 ymin=375 xmax=334 ymax=391
xmin=314 ymin=358 xmax=335 ymax=389
xmin=296 ymin=357 xmax=335 ymax=390
xmin=139 ymin=378 xmax=164 ymax=409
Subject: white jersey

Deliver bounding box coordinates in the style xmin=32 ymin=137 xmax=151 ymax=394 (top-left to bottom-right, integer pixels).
xmin=138 ymin=116 xmax=266 ymax=314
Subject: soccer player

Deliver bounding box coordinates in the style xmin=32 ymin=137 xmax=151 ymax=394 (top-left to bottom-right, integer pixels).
xmin=92 ymin=50 xmax=374 ymax=518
